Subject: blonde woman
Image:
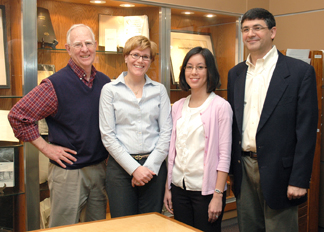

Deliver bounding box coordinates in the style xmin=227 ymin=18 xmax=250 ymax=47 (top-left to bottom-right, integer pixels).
xmin=99 ymin=36 xmax=172 ymax=218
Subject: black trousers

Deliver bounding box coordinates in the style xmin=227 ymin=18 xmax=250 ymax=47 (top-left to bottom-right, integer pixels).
xmin=171 ymin=183 xmax=226 ymax=232
xmin=106 ymin=156 xmax=167 ymax=218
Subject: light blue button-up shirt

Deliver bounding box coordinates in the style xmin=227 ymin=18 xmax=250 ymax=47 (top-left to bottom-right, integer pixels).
xmin=99 ymin=72 xmax=172 ymax=175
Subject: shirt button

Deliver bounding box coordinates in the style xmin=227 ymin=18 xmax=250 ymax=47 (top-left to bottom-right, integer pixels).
xmin=238 ymin=160 xmax=241 ymax=163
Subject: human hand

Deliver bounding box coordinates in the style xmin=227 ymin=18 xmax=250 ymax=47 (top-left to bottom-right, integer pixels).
xmin=208 ymin=194 xmax=223 ymax=223
xmin=42 ymin=143 xmax=77 ymax=168
xmin=163 ymin=188 xmax=174 ymax=214
xmin=287 ymin=185 xmax=307 ymax=200
xmin=131 ymin=166 xmax=155 ymax=187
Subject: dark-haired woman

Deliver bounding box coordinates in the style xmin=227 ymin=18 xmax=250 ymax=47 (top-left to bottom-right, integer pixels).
xmin=164 ymin=46 xmax=232 ymax=232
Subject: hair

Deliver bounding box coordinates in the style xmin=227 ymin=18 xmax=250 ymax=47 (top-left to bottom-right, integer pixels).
xmin=179 ymin=46 xmax=219 ymax=93
xmin=123 ymin=35 xmax=157 ymax=61
xmin=241 ymin=8 xmax=276 ymax=29
xmin=66 ymin=24 xmax=95 ymax=45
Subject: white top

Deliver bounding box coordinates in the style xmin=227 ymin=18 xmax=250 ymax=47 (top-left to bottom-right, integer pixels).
xmin=172 ymin=92 xmax=216 ymax=191
xmin=242 ymin=46 xmax=279 ymax=152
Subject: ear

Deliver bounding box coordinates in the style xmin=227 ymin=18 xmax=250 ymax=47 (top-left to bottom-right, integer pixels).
xmin=65 ymin=44 xmax=71 ymax=55
xmin=270 ymin=26 xmax=277 ymax=40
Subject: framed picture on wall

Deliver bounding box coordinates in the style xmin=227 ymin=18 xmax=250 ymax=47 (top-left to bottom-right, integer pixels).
xmin=170 ymin=31 xmax=215 ymax=84
xmin=0 ymin=147 xmax=19 ymax=188
xmin=0 ymin=5 xmax=10 ymax=89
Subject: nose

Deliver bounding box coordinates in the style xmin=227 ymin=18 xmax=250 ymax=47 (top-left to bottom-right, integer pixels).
xmin=247 ymin=28 xmax=255 ymax=36
xmin=80 ymin=42 xmax=89 ymax=51
xmin=190 ymin=67 xmax=198 ymax=74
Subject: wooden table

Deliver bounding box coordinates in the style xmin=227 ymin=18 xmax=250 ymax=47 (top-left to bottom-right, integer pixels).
xmin=31 ymin=213 xmax=202 ymax=232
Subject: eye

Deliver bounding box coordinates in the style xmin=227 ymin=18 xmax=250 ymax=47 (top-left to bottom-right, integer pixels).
xmin=254 ymin=26 xmax=262 ymax=31
xmin=197 ymin=66 xmax=205 ymax=70
xmin=242 ymin=27 xmax=249 ymax=33
xmin=132 ymin=53 xmax=140 ymax=58
xmin=73 ymin=43 xmax=82 ymax=48
xmin=85 ymin=42 xmax=94 ymax=47
xmin=186 ymin=66 xmax=193 ymax=70
xmin=142 ymin=55 xmax=150 ymax=60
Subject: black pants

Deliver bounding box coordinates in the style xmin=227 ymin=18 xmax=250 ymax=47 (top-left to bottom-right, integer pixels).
xmin=171 ymin=183 xmax=226 ymax=232
xmin=106 ymin=156 xmax=167 ymax=218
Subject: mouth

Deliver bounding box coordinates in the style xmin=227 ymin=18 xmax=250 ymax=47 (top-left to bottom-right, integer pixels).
xmin=134 ymin=64 xmax=144 ymax=69
xmin=247 ymin=38 xmax=259 ymax=43
xmin=80 ymin=55 xmax=90 ymax=58
xmin=190 ymin=78 xmax=200 ymax=82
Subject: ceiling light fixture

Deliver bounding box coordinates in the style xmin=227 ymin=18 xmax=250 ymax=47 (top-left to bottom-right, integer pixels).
xmin=205 ymin=14 xmax=216 ymax=18
xmin=90 ymin=1 xmax=106 ymax=3
xmin=181 ymin=11 xmax=195 ymax=15
xmin=120 ymin=4 xmax=135 ymax=7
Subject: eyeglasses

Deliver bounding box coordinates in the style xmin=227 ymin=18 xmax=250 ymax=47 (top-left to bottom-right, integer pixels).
xmin=241 ymin=25 xmax=268 ymax=33
xmin=71 ymin=41 xmax=95 ymax=49
xmin=184 ymin=65 xmax=207 ymax=72
xmin=129 ymin=53 xmax=151 ymax=61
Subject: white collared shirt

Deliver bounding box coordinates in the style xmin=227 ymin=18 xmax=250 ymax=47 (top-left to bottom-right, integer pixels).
xmin=172 ymin=92 xmax=216 ymax=191
xmin=242 ymin=46 xmax=278 ymax=152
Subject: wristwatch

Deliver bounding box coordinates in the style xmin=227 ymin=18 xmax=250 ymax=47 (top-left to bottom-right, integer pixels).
xmin=214 ymin=189 xmax=223 ymax=194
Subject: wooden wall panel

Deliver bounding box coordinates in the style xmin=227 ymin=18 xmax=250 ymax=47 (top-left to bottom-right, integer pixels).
xmin=274 ymin=12 xmax=324 ymax=51
xmin=270 ymin=0 xmax=324 ymax=15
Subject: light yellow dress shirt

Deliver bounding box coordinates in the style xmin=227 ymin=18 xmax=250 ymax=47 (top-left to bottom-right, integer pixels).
xmin=242 ymin=46 xmax=279 ymax=152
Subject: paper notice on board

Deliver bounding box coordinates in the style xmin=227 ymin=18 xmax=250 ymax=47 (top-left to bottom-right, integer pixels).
xmin=122 ymin=15 xmax=149 ymax=46
xmin=105 ymin=29 xmax=117 ymax=52
xmin=99 ymin=15 xmax=124 ymax=48
xmin=99 ymin=15 xmax=149 ymax=48
xmin=0 ymin=110 xmax=18 ymax=142
xmin=286 ymin=49 xmax=311 ymax=64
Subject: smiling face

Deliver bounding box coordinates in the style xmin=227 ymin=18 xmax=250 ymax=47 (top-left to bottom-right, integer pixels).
xmin=125 ymin=47 xmax=152 ymax=79
xmin=185 ymin=54 xmax=208 ymax=92
xmin=242 ymin=19 xmax=276 ymax=59
xmin=65 ymin=26 xmax=97 ymax=73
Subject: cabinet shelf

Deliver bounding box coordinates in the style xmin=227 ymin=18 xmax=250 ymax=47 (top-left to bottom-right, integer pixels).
xmin=38 ymin=47 xmax=123 ymax=54
xmin=0 ymin=96 xmax=23 ymax=99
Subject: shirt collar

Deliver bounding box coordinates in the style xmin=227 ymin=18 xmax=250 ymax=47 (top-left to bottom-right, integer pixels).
xmin=68 ymin=58 xmax=97 ymax=82
xmin=246 ymin=45 xmax=278 ymax=68
xmin=113 ymin=71 xmax=156 ymax=86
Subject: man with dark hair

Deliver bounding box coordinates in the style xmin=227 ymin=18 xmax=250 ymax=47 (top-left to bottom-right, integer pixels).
xmin=227 ymin=8 xmax=318 ymax=231
xmin=8 ymin=24 xmax=110 ymax=227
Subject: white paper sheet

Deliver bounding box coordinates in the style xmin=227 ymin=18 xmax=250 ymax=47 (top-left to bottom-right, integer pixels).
xmin=0 ymin=110 xmax=19 ymax=142
xmin=105 ymin=29 xmax=117 ymax=52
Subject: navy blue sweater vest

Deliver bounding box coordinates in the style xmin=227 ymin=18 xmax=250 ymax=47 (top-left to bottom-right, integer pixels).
xmin=46 ymin=65 xmax=110 ymax=169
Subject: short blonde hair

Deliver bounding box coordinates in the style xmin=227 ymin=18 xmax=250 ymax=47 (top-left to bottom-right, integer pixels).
xmin=123 ymin=35 xmax=157 ymax=61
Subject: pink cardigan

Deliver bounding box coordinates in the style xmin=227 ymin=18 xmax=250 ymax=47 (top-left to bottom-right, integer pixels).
xmin=167 ymin=95 xmax=233 ymax=195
